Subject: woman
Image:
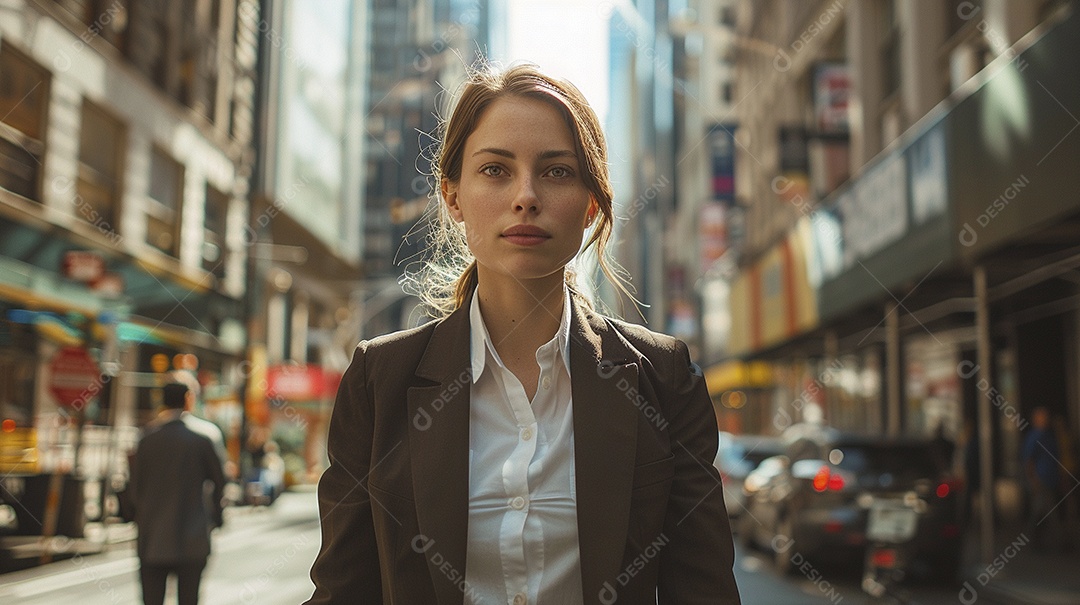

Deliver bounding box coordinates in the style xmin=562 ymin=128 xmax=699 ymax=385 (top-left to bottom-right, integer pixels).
xmin=305 ymin=64 xmax=741 ymax=605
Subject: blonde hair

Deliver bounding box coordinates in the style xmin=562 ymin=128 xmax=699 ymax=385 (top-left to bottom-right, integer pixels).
xmin=404 ymin=63 xmax=632 ymax=319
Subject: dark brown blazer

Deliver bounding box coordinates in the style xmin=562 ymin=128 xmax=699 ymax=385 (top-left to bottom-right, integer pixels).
xmin=305 ymin=293 xmax=741 ymax=605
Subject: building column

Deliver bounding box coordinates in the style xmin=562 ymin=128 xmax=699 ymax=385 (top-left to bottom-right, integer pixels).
xmin=974 ymin=265 xmax=996 ymax=564
xmin=845 ymin=0 xmax=884 ymax=168
xmin=900 ymin=0 xmax=947 ymax=120
xmin=885 ymin=301 xmax=902 ymax=436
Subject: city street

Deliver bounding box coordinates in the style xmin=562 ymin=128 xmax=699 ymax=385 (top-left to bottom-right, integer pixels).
xmin=0 ymin=491 xmax=320 ymax=605
xmin=0 ymin=488 xmax=994 ymax=605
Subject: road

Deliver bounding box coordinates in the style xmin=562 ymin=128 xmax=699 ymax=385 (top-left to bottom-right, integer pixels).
xmin=0 ymin=491 xmax=982 ymax=604
xmin=0 ymin=490 xmax=321 ymax=605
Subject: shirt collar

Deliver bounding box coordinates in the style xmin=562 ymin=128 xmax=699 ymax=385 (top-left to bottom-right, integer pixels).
xmin=469 ymin=284 xmax=573 ymax=384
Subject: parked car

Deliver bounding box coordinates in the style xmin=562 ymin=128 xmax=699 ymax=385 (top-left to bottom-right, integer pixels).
xmin=740 ymin=429 xmax=963 ymax=582
xmin=713 ymin=432 xmax=784 ymax=518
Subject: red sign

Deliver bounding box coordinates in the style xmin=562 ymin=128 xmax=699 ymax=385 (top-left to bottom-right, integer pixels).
xmin=62 ymin=251 xmax=105 ymax=283
xmin=266 ymin=365 xmax=339 ymax=402
xmin=48 ymin=347 xmax=101 ymax=408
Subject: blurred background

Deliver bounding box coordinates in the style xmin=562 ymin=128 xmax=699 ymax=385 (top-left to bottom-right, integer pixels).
xmin=1 ymin=1 xmax=1079 ymax=603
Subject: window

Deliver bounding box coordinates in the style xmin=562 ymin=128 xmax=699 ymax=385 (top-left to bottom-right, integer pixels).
xmin=146 ymin=147 xmax=183 ymax=256
xmin=177 ymin=0 xmax=220 ymax=122
xmin=203 ymin=184 xmax=229 ymax=279
xmin=719 ymin=5 xmax=736 ymax=27
xmin=53 ymin=0 xmax=130 ymax=50
xmin=880 ymin=0 xmax=901 ymax=100
xmin=126 ymin=1 xmax=168 ymax=89
xmin=77 ymin=101 xmax=125 ymax=234
xmin=0 ymin=321 xmax=37 ymax=428
xmin=720 ymin=82 xmax=734 ymax=104
xmin=0 ymin=44 xmax=49 ymax=201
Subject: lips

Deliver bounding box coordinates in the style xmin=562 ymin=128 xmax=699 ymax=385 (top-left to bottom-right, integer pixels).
xmin=501 ymin=224 xmax=551 ymax=246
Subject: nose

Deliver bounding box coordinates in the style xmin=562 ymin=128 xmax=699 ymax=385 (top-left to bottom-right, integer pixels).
xmin=513 ymin=174 xmax=540 ymax=213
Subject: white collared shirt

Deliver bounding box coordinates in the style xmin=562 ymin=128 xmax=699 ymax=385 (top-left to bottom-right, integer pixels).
xmin=464 ymin=287 xmax=583 ymax=605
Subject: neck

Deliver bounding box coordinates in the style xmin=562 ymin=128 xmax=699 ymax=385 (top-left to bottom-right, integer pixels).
xmin=474 ymin=272 xmax=565 ymax=357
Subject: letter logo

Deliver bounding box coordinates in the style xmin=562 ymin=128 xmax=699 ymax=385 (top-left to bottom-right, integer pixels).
xmin=599 ymin=581 xmax=618 ymax=604
xmin=774 ymin=48 xmax=792 ymax=72
xmin=413 ymin=49 xmax=431 ymax=72
xmin=958 ymin=222 xmax=978 ymax=247
xmin=772 ymin=533 xmax=794 ymax=553
xmin=957 ymin=1 xmax=979 ymax=20
xmin=957 ymin=360 xmax=980 ymax=379
xmin=413 ymin=408 xmax=432 ymax=431
xmin=958 ymin=581 xmax=978 ymax=604
xmin=411 ymin=534 xmax=435 ymax=553
xmin=598 ymin=360 xmax=619 ymax=379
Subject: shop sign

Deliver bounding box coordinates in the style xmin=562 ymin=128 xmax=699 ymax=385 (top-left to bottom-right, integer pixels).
xmin=62 ymin=251 xmax=105 ymax=283
xmin=48 ymin=346 xmax=101 ymax=408
xmin=838 ymin=154 xmax=908 ymax=268
xmin=92 ymin=273 xmax=124 ymax=296
xmin=267 ymin=364 xmax=340 ymax=402
xmin=908 ymin=122 xmax=948 ymax=224
xmin=813 ymin=62 xmax=851 ymax=133
xmin=709 ymin=124 xmax=737 ymax=204
xmin=699 ymin=202 xmax=728 ymax=272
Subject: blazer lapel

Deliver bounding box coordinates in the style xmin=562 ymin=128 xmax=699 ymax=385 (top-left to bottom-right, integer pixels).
xmin=570 ymin=298 xmax=640 ymax=602
xmin=408 ymin=301 xmax=472 ymax=605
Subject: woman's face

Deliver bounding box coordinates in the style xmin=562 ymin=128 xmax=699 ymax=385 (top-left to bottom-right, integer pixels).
xmin=443 ymin=95 xmax=595 ymax=294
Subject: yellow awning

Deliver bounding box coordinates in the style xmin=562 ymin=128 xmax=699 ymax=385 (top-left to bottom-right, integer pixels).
xmin=704 ymin=360 xmax=774 ymax=396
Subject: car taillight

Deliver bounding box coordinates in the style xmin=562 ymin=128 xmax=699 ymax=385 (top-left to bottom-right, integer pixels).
xmin=812 ymin=466 xmax=846 ymax=492
xmin=1 ymin=419 xmax=15 ymax=432
xmin=937 ymin=477 xmax=963 ymax=498
xmin=870 ymin=548 xmax=898 ymax=568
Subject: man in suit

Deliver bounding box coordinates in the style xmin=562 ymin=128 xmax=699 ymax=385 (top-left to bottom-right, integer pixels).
xmin=130 ymin=382 xmax=225 ymax=605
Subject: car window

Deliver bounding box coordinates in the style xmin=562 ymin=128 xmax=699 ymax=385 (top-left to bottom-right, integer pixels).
xmin=833 ymin=444 xmax=942 ymax=478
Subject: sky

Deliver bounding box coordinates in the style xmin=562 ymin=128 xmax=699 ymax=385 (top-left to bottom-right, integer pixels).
xmin=501 ymin=0 xmax=611 ymax=124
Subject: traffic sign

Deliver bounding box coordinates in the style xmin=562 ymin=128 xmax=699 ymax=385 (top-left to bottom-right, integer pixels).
xmin=48 ymin=346 xmax=101 ymax=408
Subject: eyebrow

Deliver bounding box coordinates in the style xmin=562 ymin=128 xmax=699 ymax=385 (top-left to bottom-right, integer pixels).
xmin=472 ymin=148 xmax=578 ymax=160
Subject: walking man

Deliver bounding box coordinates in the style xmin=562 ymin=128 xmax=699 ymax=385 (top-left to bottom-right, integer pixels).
xmin=1022 ymin=406 xmax=1061 ymax=550
xmin=130 ymin=381 xmax=225 ymax=605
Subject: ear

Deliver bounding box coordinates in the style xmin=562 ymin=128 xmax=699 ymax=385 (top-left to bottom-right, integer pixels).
xmin=442 ymin=178 xmax=463 ymax=222
xmin=586 ymin=200 xmax=599 ymax=223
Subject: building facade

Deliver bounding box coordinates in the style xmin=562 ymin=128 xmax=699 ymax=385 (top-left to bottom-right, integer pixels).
xmin=710 ymin=0 xmax=1078 ymax=558
xmin=361 ymin=0 xmax=492 ymax=336
xmin=246 ymin=0 xmax=370 ymax=483
xmin=0 ymin=0 xmax=259 ymax=541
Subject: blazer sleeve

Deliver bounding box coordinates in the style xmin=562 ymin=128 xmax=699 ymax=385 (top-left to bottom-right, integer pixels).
xmin=657 ymin=339 xmax=742 ymax=605
xmin=305 ymin=342 xmax=383 ymax=604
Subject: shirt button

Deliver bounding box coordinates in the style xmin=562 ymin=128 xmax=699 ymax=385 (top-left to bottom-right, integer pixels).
xmin=510 ymin=496 xmax=526 ymax=510
xmin=542 ymin=376 xmax=551 ymax=390
xmin=521 ymin=427 xmax=533 ymax=441
xmin=513 ymin=593 xmax=527 ymax=605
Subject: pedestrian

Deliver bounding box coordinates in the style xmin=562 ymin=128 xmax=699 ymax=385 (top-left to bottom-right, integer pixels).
xmin=130 ymin=381 xmax=225 ymax=605
xmin=304 ymin=63 xmax=741 ymax=604
xmin=1022 ymin=406 xmax=1061 ymax=550
xmin=171 ymin=370 xmax=229 ymax=475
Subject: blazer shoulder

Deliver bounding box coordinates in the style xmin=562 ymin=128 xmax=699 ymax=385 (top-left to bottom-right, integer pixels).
xmin=599 ymin=315 xmax=699 ymax=385
xmin=357 ymin=318 xmax=438 ymax=356
xmin=602 ymin=315 xmax=681 ymax=356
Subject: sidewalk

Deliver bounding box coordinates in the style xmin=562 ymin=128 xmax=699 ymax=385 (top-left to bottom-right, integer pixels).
xmin=959 ymin=521 xmax=1080 ymax=605
xmin=0 ymin=492 xmax=300 ymax=574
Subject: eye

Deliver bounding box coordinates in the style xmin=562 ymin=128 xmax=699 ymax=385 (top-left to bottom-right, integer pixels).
xmin=547 ymin=166 xmax=573 ymax=178
xmin=480 ymin=164 xmax=505 ymax=177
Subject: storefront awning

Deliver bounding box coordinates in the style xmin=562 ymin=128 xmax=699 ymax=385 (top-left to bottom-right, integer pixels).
xmin=704 ymin=360 xmax=774 ymax=396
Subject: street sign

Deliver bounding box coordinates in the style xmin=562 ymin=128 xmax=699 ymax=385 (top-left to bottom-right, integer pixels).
xmin=48 ymin=346 xmax=101 ymax=408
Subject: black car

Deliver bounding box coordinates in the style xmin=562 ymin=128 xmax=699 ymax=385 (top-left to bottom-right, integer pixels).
xmin=712 ymin=433 xmax=784 ymax=518
xmin=740 ymin=428 xmax=963 ymax=581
